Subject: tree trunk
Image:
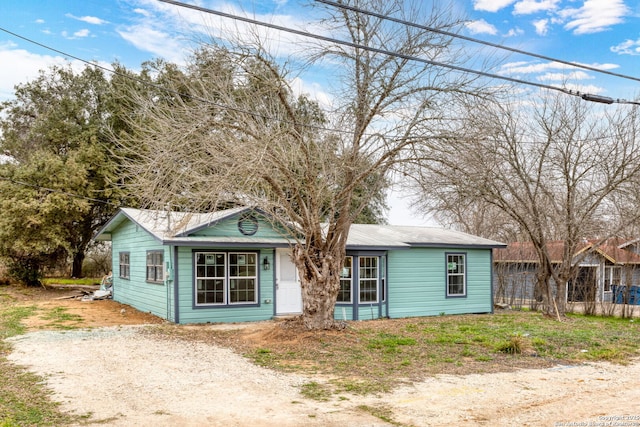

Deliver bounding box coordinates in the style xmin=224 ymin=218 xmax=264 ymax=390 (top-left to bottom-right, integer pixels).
xmin=71 ymin=251 xmax=85 ymax=278
xmin=292 ymin=244 xmax=343 ymax=330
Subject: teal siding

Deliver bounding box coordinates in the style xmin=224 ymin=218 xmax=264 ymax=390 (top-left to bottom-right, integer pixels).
xmin=108 ymin=211 xmax=493 ymax=324
xmin=387 ymin=247 xmax=493 ymax=318
xmin=357 ymin=304 xmax=383 ymax=320
xmin=175 ymin=247 xmax=276 ymax=324
xmin=334 ymin=305 xmax=354 ymax=321
xmin=111 ymin=220 xmax=173 ymax=320
xmin=191 ymin=216 xmax=284 ymax=239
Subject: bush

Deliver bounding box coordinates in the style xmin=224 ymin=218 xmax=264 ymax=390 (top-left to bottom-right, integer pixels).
xmin=497 ymin=334 xmax=532 ymax=355
xmin=5 ymin=258 xmax=43 ymax=287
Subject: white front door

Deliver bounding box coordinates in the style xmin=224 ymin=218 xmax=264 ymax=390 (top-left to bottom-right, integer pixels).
xmin=276 ymin=248 xmax=302 ymax=315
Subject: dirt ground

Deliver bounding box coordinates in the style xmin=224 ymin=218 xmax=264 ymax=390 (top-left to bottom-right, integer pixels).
xmin=5 ymin=285 xmax=640 ymax=426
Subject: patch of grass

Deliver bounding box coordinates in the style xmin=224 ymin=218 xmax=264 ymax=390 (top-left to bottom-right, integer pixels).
xmin=41 ymin=277 xmax=100 ymax=286
xmin=300 ymin=381 xmax=332 ymax=401
xmin=330 ymin=378 xmax=389 ymax=395
xmin=0 ymin=306 xmax=36 ymax=340
xmin=367 ymin=333 xmax=417 ymax=353
xmin=357 ymin=404 xmax=403 ymax=426
xmin=0 ymin=289 xmax=82 ymax=426
xmin=40 ymin=307 xmax=84 ymax=327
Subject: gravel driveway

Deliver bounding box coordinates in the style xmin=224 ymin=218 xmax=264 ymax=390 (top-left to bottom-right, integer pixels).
xmin=7 ymin=325 xmax=640 ymax=426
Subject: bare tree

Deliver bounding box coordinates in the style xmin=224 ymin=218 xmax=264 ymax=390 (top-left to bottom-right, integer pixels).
xmin=117 ymin=0 xmax=486 ymax=329
xmin=413 ymin=92 xmax=640 ymax=319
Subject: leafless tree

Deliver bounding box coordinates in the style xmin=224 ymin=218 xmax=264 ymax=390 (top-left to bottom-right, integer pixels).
xmin=413 ymin=92 xmax=640 ymax=319
xmin=116 ymin=0 xmax=489 ymax=329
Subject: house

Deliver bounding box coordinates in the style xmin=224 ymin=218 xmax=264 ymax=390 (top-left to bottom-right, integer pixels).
xmin=493 ymin=239 xmax=640 ymax=305
xmin=94 ymin=207 xmax=506 ymax=324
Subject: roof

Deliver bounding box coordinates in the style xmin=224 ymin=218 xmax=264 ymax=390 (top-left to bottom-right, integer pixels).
xmin=94 ymin=207 xmax=249 ymax=242
xmin=494 ymin=238 xmax=640 ymax=265
xmin=346 ymin=224 xmax=505 ymax=249
xmin=95 ymin=207 xmax=506 ymax=249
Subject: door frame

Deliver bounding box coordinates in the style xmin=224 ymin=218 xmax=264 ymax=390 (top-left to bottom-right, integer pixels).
xmin=275 ymin=248 xmax=302 ymax=315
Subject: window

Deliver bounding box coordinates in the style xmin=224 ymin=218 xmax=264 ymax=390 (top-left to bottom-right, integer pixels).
xmin=195 ymin=252 xmax=258 ymax=306
xmin=603 ymin=266 xmax=621 ymax=292
xmin=446 ymin=253 xmax=466 ymax=297
xmin=146 ymin=251 xmax=164 ymax=283
xmin=119 ymin=252 xmax=130 ymax=279
xmin=359 ymin=256 xmax=378 ymax=303
xmin=196 ymin=253 xmax=225 ymax=304
xmin=337 ymin=256 xmax=353 ymax=303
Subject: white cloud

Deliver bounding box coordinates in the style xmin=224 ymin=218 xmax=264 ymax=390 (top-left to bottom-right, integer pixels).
xmin=473 ymin=0 xmax=517 ymax=12
xmin=513 ymin=0 xmax=560 ymax=15
xmin=73 ymin=29 xmax=90 ymax=38
xmin=0 ymin=47 xmax=87 ymax=101
xmin=499 ymin=60 xmax=619 ymax=78
xmin=290 ymin=77 xmax=332 ymax=109
xmin=562 ymin=0 xmax=628 ymax=34
xmin=499 ymin=61 xmax=621 ymax=93
xmin=611 ymin=38 xmax=640 ymax=56
xmin=35 ymin=19 xmax=45 ymax=24
xmin=133 ymin=8 xmax=151 ymax=17
xmin=65 ymin=14 xmax=108 ymax=25
xmin=504 ymin=27 xmax=524 ymax=37
xmin=61 ymin=29 xmax=91 ymax=40
xmin=500 ymin=60 xmax=573 ymax=74
xmin=533 ymin=19 xmax=549 ymax=35
xmin=573 ymin=62 xmax=619 ymax=71
xmin=559 ymin=83 xmax=605 ymax=94
xmin=466 ymin=19 xmax=498 ymax=35
xmin=117 ymin=25 xmax=187 ymax=64
xmin=118 ymin=0 xmax=324 ymax=62
xmin=537 ymin=71 xmax=593 ymax=81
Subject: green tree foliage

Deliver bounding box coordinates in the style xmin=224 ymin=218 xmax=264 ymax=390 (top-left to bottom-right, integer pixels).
xmin=0 ymin=64 xmax=126 ymax=283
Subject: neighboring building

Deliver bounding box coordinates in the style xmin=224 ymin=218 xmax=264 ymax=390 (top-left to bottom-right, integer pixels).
xmin=94 ymin=207 xmax=506 ymax=324
xmin=493 ymin=239 xmax=640 ymax=305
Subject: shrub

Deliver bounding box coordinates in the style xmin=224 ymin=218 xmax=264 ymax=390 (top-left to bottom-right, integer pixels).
xmin=497 ymin=334 xmax=531 ymax=355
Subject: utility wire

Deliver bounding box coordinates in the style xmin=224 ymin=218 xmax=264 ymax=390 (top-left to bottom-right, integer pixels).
xmin=0 ymin=26 xmax=352 ymax=136
xmin=0 ymin=176 xmax=117 ymax=206
xmin=158 ymin=0 xmax=639 ymax=106
xmin=158 ymin=0 xmax=570 ymax=95
xmin=315 ymin=0 xmax=640 ymax=84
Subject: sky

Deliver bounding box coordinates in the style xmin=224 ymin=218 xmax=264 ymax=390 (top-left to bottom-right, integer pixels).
xmin=1 ymin=0 xmax=639 ymax=226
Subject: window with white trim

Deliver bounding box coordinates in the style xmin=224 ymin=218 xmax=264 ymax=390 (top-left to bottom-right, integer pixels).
xmin=146 ymin=251 xmax=163 ymax=283
xmin=446 ymin=253 xmax=466 ymax=297
xmin=337 ymin=256 xmax=353 ymax=303
xmin=359 ymin=256 xmax=378 ymax=303
xmin=603 ymin=266 xmax=621 ymax=292
xmin=195 ymin=252 xmax=258 ymax=306
xmin=119 ymin=252 xmax=130 ymax=279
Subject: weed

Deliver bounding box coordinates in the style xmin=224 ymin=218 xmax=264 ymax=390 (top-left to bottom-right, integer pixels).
xmin=497 ymin=334 xmax=531 ymax=355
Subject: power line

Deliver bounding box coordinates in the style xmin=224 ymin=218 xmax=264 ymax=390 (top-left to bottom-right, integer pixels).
xmin=0 ymin=176 xmax=117 ymax=206
xmin=315 ymin=0 xmax=640 ymax=85
xmin=158 ymin=0 xmax=566 ymax=93
xmin=0 ymin=26 xmax=351 ymax=136
xmin=157 ymin=0 xmax=639 ymax=106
